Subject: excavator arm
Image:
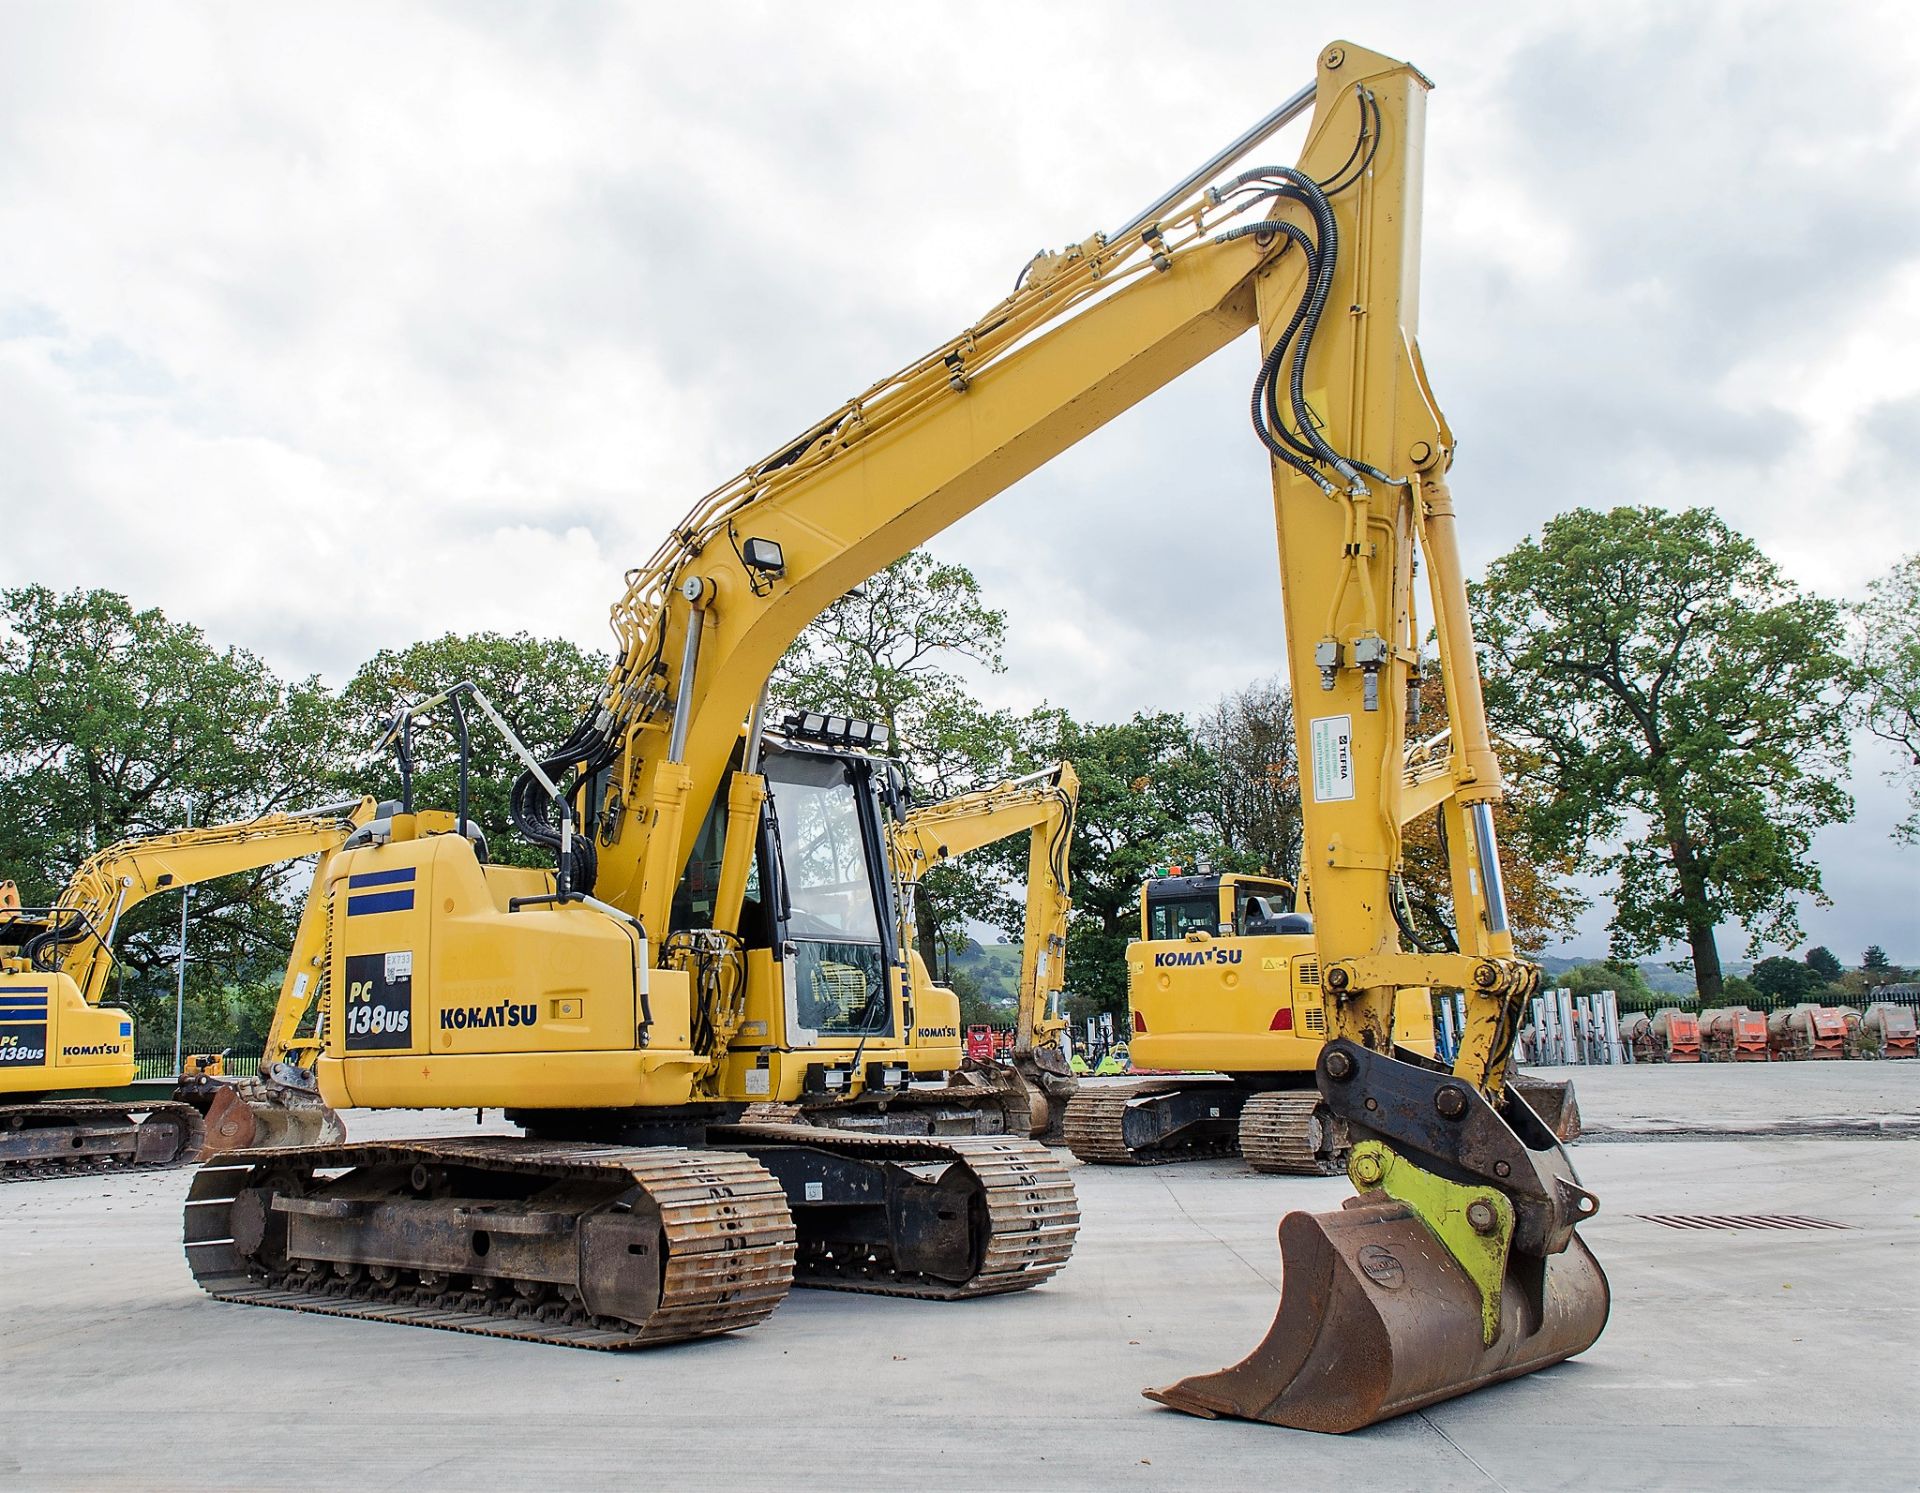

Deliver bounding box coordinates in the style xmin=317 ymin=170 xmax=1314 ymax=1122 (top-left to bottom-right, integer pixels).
xmin=19 ymin=799 xmax=375 ymax=1006
xmin=887 ymin=762 xmax=1079 ymax=1130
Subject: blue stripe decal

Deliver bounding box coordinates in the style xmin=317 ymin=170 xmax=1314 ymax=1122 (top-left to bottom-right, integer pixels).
xmin=347 ymin=889 xmax=416 ymax=917
xmin=120 ymin=1021 xmax=133 ymax=1036
xmin=348 ymin=867 xmax=417 ymax=890
xmin=0 ymin=986 xmax=51 ymax=995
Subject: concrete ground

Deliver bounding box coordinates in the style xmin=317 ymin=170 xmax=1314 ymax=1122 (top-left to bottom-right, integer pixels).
xmin=1 ymin=1063 xmax=1915 ymax=1492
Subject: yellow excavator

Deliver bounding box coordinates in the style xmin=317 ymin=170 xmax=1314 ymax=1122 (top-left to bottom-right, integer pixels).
xmin=883 ymin=761 xmax=1079 ymax=1137
xmin=0 ymin=799 xmax=372 ymax=1177
xmin=1066 ymin=867 xmax=1437 ymax=1173
xmin=183 ymin=40 xmax=1606 ymax=1429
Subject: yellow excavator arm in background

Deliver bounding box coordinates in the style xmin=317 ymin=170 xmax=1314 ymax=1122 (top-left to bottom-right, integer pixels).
xmin=887 ymin=760 xmax=1078 ymax=1064
xmin=6 ymin=798 xmax=376 ymax=1008
xmin=0 ymin=798 xmax=377 ymax=1173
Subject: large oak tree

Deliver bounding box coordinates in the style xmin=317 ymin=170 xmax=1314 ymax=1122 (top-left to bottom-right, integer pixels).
xmin=1471 ymin=507 xmax=1855 ymax=1000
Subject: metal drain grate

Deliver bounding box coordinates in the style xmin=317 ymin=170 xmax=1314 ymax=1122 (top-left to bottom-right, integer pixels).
xmin=1636 ymin=1213 xmax=1848 ymax=1232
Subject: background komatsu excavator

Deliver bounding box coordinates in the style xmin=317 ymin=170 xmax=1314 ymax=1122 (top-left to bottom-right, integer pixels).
xmin=880 ymin=761 xmax=1079 ymax=1137
xmin=1067 ymin=867 xmax=1438 ymax=1173
xmin=716 ymin=757 xmax=1079 ymax=1142
xmin=184 ymin=40 xmax=1606 ymax=1430
xmin=0 ymin=799 xmax=372 ymax=1177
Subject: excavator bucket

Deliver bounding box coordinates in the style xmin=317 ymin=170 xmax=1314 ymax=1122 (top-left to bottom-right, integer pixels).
xmin=1508 ymin=1075 xmax=1581 ymax=1143
xmin=199 ymin=1080 xmax=346 ymax=1156
xmin=1146 ymin=1195 xmax=1609 ymax=1433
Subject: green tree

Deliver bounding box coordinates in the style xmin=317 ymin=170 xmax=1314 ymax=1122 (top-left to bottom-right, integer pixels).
xmin=1017 ymin=707 xmax=1220 ymax=1014
xmin=1561 ymin=960 xmax=1656 ymax=1010
xmin=1473 ymin=507 xmax=1856 ymax=1001
xmin=331 ymin=631 xmax=610 ymax=868
xmin=1721 ymin=974 xmax=1762 ymax=1004
xmin=771 ymin=549 xmax=1010 ymax=794
xmin=1749 ymin=955 xmax=1815 ymax=1002
xmin=770 ymin=551 xmax=1017 ymax=966
xmin=1804 ymin=945 xmax=1843 ymax=982
xmin=0 ymin=586 xmax=340 ymax=1039
xmin=1855 ymin=555 xmax=1920 ymax=843
xmin=1197 ymin=675 xmax=1301 ymax=882
xmin=1862 ymin=944 xmax=1892 ymax=971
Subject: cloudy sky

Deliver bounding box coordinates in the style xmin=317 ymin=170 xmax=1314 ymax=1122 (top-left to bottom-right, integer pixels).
xmin=3 ymin=2 xmax=1915 ymax=962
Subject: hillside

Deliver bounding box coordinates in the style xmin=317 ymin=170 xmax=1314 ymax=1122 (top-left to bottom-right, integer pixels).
xmin=1537 ymin=955 xmax=1704 ymax=998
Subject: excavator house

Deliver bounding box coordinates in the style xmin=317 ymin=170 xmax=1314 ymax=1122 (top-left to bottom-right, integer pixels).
xmin=184 ymin=38 xmax=1608 ymax=1432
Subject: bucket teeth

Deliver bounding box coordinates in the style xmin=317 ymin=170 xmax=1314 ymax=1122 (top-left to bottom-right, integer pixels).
xmin=1145 ymin=1197 xmax=1609 ymax=1433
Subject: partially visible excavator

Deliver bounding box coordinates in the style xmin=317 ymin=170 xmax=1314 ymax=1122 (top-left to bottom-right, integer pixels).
xmin=183 ymin=40 xmax=1606 ymax=1431
xmin=1065 ymin=870 xmax=1436 ymax=1174
xmin=714 ymin=758 xmax=1079 ymax=1138
xmin=878 ymin=761 xmax=1079 ymax=1138
xmin=0 ymin=800 xmax=371 ymax=1177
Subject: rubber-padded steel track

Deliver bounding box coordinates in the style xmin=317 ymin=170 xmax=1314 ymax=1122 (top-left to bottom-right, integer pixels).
xmin=1061 ymin=1080 xmax=1241 ymax=1165
xmin=1238 ymin=1090 xmax=1348 ymax=1175
xmin=1 ymin=1100 xmax=204 ymax=1181
xmin=183 ymin=1137 xmax=795 ymax=1348
xmin=718 ymin=1122 xmax=1079 ymax=1298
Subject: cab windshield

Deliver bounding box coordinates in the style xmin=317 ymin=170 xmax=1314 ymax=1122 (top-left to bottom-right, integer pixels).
xmin=766 ymin=750 xmax=891 ymax=1035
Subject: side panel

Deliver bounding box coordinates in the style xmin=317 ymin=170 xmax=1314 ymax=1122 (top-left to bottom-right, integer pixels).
xmin=315 ymin=836 xmax=699 ymax=1110
xmin=1129 ymin=936 xmax=1328 ymax=1073
xmin=0 ymin=973 xmax=134 ymax=1093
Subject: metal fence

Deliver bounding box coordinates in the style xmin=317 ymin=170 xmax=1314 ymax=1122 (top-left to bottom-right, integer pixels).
xmin=133 ymin=1052 xmax=260 ymax=1081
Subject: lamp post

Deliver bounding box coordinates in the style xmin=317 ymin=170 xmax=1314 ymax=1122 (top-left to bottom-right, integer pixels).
xmin=172 ymin=805 xmax=191 ymax=1078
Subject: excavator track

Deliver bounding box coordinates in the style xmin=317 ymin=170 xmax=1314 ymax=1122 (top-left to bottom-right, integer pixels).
xmin=1237 ymin=1091 xmax=1348 ymax=1176
xmin=183 ymin=1137 xmax=795 ymax=1348
xmin=0 ymin=1099 xmax=204 ymax=1181
xmin=718 ymin=1123 xmax=1079 ymax=1299
xmin=1062 ymin=1080 xmax=1244 ymax=1165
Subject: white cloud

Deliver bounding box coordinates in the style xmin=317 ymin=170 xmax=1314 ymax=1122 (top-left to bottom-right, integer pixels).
xmin=2 ymin=1 xmax=1916 ymax=958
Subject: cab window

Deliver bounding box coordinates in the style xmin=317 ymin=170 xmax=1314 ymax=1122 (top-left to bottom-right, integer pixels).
xmin=1148 ymin=898 xmax=1220 ymax=941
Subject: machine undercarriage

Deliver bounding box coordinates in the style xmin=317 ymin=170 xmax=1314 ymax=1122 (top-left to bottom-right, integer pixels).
xmin=187 ymin=1120 xmax=1076 ymax=1347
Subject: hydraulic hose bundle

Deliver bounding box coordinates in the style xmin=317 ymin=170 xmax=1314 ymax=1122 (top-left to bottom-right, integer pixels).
xmin=508 ymin=708 xmax=615 ymax=897
xmin=1208 ymin=87 xmax=1396 ymax=499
